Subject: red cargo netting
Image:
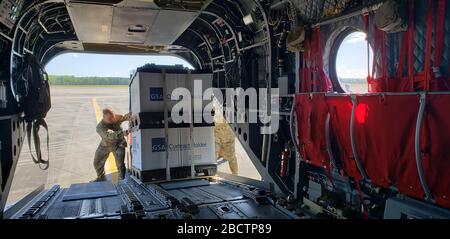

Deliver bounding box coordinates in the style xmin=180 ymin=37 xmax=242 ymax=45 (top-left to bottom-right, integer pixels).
xmin=300 ymin=27 xmax=333 ymax=93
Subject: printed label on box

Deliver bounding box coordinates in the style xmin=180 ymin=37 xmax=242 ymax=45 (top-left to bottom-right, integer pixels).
xmin=149 ymin=87 xmax=164 ymax=101
xmin=152 ymin=137 xmax=166 ymax=152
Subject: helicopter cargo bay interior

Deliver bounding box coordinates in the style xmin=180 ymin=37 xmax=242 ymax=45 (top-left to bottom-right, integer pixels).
xmin=0 ymin=0 xmax=450 ymax=220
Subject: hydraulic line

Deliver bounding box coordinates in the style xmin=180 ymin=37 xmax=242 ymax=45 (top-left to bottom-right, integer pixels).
xmin=415 ymin=93 xmax=433 ymax=201
xmin=350 ymin=95 xmax=369 ymax=180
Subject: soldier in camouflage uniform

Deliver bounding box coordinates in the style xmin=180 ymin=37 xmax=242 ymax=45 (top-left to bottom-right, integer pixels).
xmin=214 ymin=103 xmax=238 ymax=175
xmin=91 ymin=108 xmax=131 ymax=182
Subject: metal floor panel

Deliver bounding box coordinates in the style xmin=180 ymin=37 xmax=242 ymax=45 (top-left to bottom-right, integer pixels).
xmin=117 ymin=180 xmax=168 ymax=212
xmin=231 ymin=200 xmax=293 ymax=219
xmin=196 ymin=184 xmax=244 ymax=201
xmin=145 ymin=209 xmax=183 ymax=219
xmin=62 ymin=181 xmax=118 ymax=201
xmin=202 ymin=202 xmax=248 ymax=219
xmin=6 ymin=178 xmax=299 ymax=219
xmin=168 ymin=187 xmax=223 ymax=205
xmin=43 ymin=189 xmax=84 ymax=218
xmin=194 ymin=200 xmax=293 ymax=219
xmin=159 ymin=179 xmax=210 ymax=190
xmin=43 ymin=189 xmax=123 ymax=219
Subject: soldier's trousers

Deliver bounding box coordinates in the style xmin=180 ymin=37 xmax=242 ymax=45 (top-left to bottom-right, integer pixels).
xmin=216 ymin=142 xmax=238 ymax=175
xmin=93 ymin=144 xmax=126 ymax=179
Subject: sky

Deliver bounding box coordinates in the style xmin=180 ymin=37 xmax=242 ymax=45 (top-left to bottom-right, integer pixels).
xmin=335 ymin=31 xmax=373 ymax=79
xmin=45 ymin=53 xmax=193 ymax=78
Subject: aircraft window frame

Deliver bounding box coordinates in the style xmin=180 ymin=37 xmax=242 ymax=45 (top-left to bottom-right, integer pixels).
xmin=329 ymin=27 xmax=373 ymax=93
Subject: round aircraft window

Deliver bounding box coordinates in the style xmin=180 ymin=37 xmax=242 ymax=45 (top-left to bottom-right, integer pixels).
xmin=334 ymin=31 xmax=373 ymax=93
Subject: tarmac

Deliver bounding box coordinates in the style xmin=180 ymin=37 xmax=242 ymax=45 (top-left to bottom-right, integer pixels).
xmin=7 ymin=86 xmax=260 ymax=204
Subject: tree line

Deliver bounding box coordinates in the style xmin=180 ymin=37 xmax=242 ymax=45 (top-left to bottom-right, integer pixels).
xmin=47 ymin=75 xmax=367 ymax=86
xmin=339 ymin=78 xmax=367 ymax=84
xmin=48 ymin=75 xmax=130 ymax=85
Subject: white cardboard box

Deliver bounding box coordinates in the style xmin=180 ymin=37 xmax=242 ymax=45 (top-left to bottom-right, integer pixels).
xmin=130 ymin=72 xmax=213 ymax=114
xmin=130 ymin=72 xmax=179 ymax=113
xmin=131 ymin=126 xmax=216 ymax=172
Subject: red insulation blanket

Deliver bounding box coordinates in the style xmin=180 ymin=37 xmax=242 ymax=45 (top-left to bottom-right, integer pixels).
xmin=422 ymin=94 xmax=450 ymax=208
xmin=326 ymin=96 xmax=363 ymax=181
xmin=352 ymin=95 xmax=423 ymax=199
xmin=295 ymin=94 xmax=330 ymax=168
xmin=295 ymin=93 xmax=450 ymax=208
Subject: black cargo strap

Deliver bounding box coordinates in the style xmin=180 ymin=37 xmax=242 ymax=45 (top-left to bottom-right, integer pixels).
xmin=26 ymin=119 xmax=50 ymax=170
